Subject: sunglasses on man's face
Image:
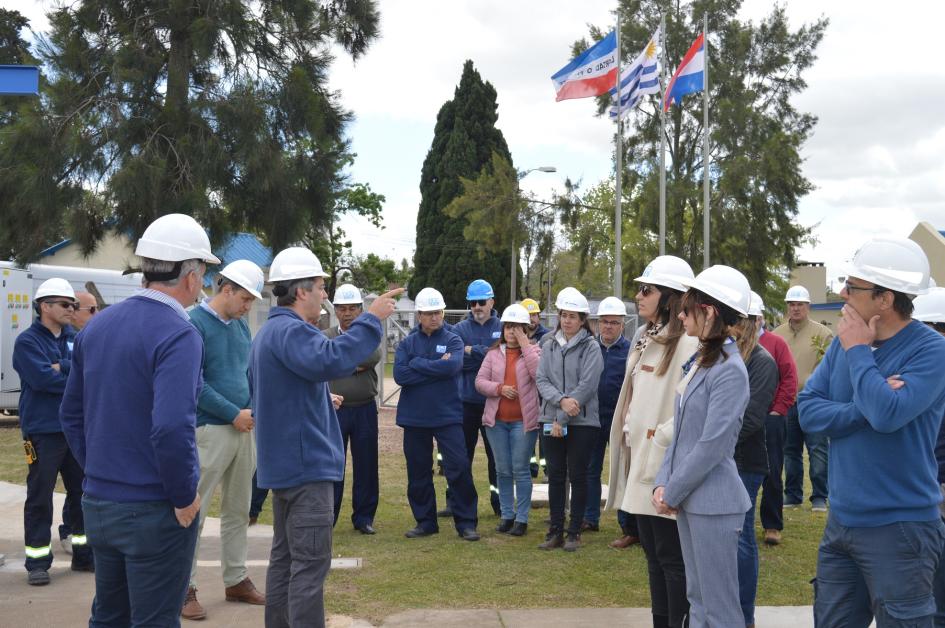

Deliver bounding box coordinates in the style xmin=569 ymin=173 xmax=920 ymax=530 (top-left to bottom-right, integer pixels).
xmin=78 ymin=305 xmax=97 ymax=314
xmin=468 ymin=300 xmax=489 ymax=307
xmin=47 ymin=300 xmax=77 ymax=310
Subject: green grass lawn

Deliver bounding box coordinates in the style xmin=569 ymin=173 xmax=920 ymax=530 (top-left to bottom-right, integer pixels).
xmin=0 ymin=424 xmax=824 ymax=624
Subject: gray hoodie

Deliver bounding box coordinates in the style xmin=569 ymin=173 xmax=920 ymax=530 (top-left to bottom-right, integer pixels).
xmin=536 ymin=328 xmax=604 ymax=427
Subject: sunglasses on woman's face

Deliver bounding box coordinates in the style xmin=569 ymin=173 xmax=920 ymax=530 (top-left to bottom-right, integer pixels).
xmin=637 ymin=284 xmax=656 ymax=297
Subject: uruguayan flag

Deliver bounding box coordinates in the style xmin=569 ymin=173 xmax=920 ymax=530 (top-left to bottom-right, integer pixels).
xmin=608 ymin=28 xmax=661 ymax=118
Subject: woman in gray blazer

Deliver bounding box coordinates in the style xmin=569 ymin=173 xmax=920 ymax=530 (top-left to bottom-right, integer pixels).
xmin=653 ymin=265 xmax=752 ymax=628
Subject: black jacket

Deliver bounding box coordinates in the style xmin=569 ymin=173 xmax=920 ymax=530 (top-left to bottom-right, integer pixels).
xmin=734 ymin=344 xmax=779 ymax=475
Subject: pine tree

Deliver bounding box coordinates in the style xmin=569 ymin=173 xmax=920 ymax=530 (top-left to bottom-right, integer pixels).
xmin=412 ymin=60 xmax=514 ymax=310
xmin=0 ymin=1 xmax=379 ymax=261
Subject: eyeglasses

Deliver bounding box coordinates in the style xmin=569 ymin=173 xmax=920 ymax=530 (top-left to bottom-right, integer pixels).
xmin=47 ymin=300 xmax=77 ymax=310
xmin=599 ymin=319 xmax=623 ymax=326
xmin=468 ymin=300 xmax=489 ymax=307
xmin=78 ymin=306 xmax=97 ymax=314
xmin=844 ymin=281 xmax=881 ymax=294
xmin=637 ymin=284 xmax=658 ymax=297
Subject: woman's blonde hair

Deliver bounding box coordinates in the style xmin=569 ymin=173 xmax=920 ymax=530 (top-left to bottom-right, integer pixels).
xmin=732 ymin=316 xmax=760 ymax=362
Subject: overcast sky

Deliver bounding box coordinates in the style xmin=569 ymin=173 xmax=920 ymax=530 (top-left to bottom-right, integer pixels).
xmin=9 ymin=1 xmax=945 ymax=292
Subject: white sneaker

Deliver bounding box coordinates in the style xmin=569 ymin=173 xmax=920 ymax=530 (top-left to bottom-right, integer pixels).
xmin=60 ymin=535 xmax=73 ymax=555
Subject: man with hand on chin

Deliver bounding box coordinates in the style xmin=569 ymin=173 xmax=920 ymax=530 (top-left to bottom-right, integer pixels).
xmin=799 ymin=237 xmax=945 ymax=627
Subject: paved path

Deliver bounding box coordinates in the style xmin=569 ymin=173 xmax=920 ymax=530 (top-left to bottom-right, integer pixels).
xmin=0 ymin=481 xmax=826 ymax=626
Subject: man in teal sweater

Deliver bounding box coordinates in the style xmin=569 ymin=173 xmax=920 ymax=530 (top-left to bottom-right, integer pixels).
xmin=183 ymin=260 xmax=266 ymax=621
xmin=799 ymin=237 xmax=945 ymax=627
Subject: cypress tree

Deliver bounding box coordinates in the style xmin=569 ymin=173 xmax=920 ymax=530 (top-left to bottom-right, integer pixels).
xmin=412 ymin=60 xmax=514 ymax=310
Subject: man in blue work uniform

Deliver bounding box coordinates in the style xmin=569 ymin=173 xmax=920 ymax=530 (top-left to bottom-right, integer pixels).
xmin=325 ymin=283 xmax=382 ymax=535
xmin=450 ymin=278 xmax=502 ymax=516
xmin=250 ymin=247 xmax=400 ymax=628
xmin=61 ymin=213 xmax=215 ymax=625
xmin=14 ymin=278 xmax=94 ymax=585
xmin=395 ymin=287 xmax=480 ymax=541
xmin=583 ymin=297 xmax=638 ymax=545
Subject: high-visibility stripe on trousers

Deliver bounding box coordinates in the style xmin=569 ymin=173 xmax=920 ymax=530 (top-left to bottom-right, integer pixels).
xmin=25 ymin=545 xmax=50 ymax=559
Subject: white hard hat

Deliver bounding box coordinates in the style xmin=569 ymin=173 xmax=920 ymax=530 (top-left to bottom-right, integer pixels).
xmin=333 ymin=283 xmax=363 ymax=305
xmin=596 ymin=296 xmax=627 ymax=317
xmin=219 ymin=259 xmax=264 ymax=299
xmin=912 ymin=287 xmax=945 ymax=324
xmin=269 ymin=247 xmax=329 ymax=282
xmin=846 ymin=237 xmax=930 ymax=296
xmin=134 ymin=214 xmax=221 ymax=264
xmin=635 ymin=255 xmax=695 ymax=292
xmin=748 ymin=290 xmax=765 ymax=317
xmin=784 ymin=285 xmax=811 ymax=303
xmin=555 ymin=287 xmax=590 ymax=313
xmin=500 ymin=304 xmax=530 ymax=324
xmin=415 ymin=287 xmax=446 ymax=312
xmin=34 ymin=278 xmax=76 ymax=302
xmin=680 ymin=265 xmax=751 ymax=317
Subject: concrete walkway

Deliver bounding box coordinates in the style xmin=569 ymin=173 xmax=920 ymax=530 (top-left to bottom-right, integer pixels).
xmin=0 ymin=481 xmax=824 ymax=627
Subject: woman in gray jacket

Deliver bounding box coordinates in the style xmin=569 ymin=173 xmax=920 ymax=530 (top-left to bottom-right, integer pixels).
xmin=535 ymin=287 xmax=604 ymax=552
xmin=653 ymin=266 xmax=752 ymax=628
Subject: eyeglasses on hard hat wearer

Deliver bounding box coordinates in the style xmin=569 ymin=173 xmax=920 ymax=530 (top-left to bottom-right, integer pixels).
xmin=46 ymin=300 xmax=78 ymax=310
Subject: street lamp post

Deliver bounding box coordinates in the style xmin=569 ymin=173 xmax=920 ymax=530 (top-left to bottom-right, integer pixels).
xmin=512 ymin=166 xmax=556 ymax=303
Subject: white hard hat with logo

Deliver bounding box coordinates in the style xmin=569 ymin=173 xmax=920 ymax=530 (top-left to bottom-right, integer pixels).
xmin=846 ymin=237 xmax=930 ymax=296
xmin=501 ymin=304 xmax=530 ymax=324
xmin=784 ymin=285 xmax=811 ymax=303
xmin=912 ymin=287 xmax=945 ymax=324
xmin=269 ymin=247 xmax=329 ymax=282
xmin=333 ymin=283 xmax=363 ymax=305
xmin=134 ymin=214 xmax=221 ymax=264
xmin=415 ymin=287 xmax=446 ymax=312
xmin=635 ymin=255 xmax=695 ymax=292
xmin=680 ymin=265 xmax=751 ymax=317
xmin=748 ymin=291 xmax=765 ymax=317
xmin=34 ymin=278 xmax=76 ymax=302
xmin=596 ymin=296 xmax=627 ymax=317
xmin=555 ymin=287 xmax=590 ymax=313
xmin=219 ymin=259 xmax=264 ymax=299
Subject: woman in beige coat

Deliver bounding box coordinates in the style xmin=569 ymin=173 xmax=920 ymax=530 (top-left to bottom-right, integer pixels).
xmin=605 ymin=256 xmax=699 ymax=628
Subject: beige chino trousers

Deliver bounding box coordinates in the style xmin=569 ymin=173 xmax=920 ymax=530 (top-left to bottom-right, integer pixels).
xmin=190 ymin=424 xmax=256 ymax=588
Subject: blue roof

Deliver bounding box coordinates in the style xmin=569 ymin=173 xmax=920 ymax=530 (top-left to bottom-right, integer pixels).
xmin=204 ymin=233 xmax=273 ymax=287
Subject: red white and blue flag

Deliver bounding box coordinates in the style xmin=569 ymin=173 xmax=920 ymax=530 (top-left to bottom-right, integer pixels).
xmin=551 ymin=31 xmax=618 ymax=102
xmin=662 ymin=33 xmax=705 ymax=111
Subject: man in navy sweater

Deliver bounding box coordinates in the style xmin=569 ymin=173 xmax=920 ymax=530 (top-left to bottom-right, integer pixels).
xmin=451 ymin=278 xmax=502 ymax=516
xmin=182 ymin=260 xmax=266 ymax=620
xmin=395 ymin=287 xmax=480 ymax=541
xmin=14 ymin=278 xmax=93 ymax=585
xmin=799 ymin=237 xmax=945 ymax=627
xmin=61 ymin=213 xmax=218 ymax=626
xmin=250 ymin=247 xmax=400 ymax=628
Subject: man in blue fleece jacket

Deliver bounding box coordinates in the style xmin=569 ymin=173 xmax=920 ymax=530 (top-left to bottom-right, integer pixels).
xmin=798 ymin=237 xmax=945 ymax=627
xmin=451 ymin=278 xmax=502 ymax=516
xmin=250 ymin=247 xmax=400 ymax=628
xmin=14 ymin=278 xmax=93 ymax=584
xmin=61 ymin=213 xmax=218 ymax=627
xmin=395 ymin=287 xmax=480 ymax=541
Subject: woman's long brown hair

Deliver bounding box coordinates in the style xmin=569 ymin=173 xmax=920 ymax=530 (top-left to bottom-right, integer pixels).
xmin=647 ymin=288 xmax=687 ymax=376
xmin=680 ymin=290 xmax=741 ymax=367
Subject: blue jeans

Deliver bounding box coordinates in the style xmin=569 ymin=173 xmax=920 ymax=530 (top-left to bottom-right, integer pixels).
xmin=584 ymin=409 xmax=613 ymax=525
xmin=784 ymin=403 xmax=828 ymax=504
xmin=738 ymin=471 xmax=765 ymax=626
xmin=814 ymin=515 xmax=945 ymax=627
xmin=485 ymin=422 xmax=538 ymax=523
xmin=82 ymin=496 xmax=198 ymax=627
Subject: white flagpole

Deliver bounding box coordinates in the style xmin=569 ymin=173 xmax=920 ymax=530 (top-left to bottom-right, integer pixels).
xmin=614 ymin=16 xmax=623 ymax=298
xmin=702 ymin=13 xmax=710 ymax=269
xmin=659 ymin=16 xmax=667 ymax=256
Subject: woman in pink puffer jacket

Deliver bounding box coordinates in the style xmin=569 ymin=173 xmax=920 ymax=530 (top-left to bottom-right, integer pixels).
xmin=475 ymin=304 xmax=542 ymax=536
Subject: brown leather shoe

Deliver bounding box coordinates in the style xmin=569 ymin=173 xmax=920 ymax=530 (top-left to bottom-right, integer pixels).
xmin=764 ymin=529 xmax=782 ymax=546
xmin=609 ymin=535 xmax=640 ymax=549
xmin=225 ymin=577 xmax=266 ymax=605
xmin=181 ymin=586 xmax=207 ymax=621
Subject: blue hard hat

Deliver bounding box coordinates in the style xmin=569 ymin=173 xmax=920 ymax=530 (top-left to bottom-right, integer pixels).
xmin=466 ymin=279 xmax=495 ymax=300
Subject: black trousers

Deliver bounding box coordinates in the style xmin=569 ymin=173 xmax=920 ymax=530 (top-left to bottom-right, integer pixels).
xmin=542 ymin=425 xmax=598 ymax=535
xmin=637 ymin=514 xmax=690 ymax=628
xmin=24 ymin=432 xmax=91 ymax=570
xmin=404 ymin=424 xmax=478 ymax=533
xmin=446 ymin=402 xmax=499 ymax=512
xmin=759 ymin=413 xmax=787 ymax=530
xmin=332 ymin=403 xmax=380 ymax=528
